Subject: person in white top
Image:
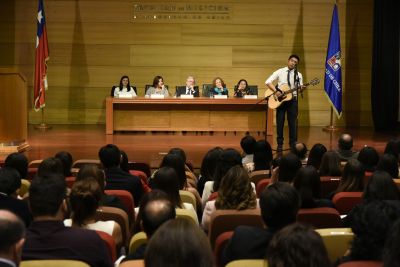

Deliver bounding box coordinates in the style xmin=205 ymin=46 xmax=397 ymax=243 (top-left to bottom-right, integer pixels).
xmin=265 ymin=55 xmax=305 ymax=152
xmin=114 ymin=75 xmax=137 ymax=97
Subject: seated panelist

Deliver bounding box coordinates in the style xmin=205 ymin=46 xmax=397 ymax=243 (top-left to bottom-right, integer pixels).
xmin=113 ymin=75 xmax=137 ymax=97
xmin=146 ymin=75 xmax=169 ymax=97
xmin=176 ymin=76 xmax=199 ymax=97
xmin=211 ymin=77 xmax=228 ymax=96
xmin=234 ymin=79 xmax=252 ymax=97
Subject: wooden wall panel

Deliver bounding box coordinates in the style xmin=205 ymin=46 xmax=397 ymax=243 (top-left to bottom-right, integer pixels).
xmin=1 ymin=0 xmax=373 ymax=126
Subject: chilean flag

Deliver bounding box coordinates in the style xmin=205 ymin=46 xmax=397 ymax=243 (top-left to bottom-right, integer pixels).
xmin=34 ymin=0 xmax=49 ymax=111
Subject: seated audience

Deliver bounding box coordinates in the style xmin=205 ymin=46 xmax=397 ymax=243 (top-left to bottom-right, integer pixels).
xmin=64 ymin=178 xmax=122 ymax=246
xmin=197 ymin=147 xmax=223 ymax=197
xmin=332 ymin=158 xmax=364 ymax=197
xmin=222 ymin=182 xmax=300 ymax=265
xmin=168 ymin=147 xmax=197 ymax=188
xmin=234 ymin=79 xmax=252 ymax=97
xmin=277 ymin=153 xmax=302 ymax=183
xmin=291 ymin=142 xmax=308 ymax=163
xmin=145 ymin=75 xmax=169 ymax=97
xmin=363 ymin=171 xmax=400 ymax=202
xmin=55 ymin=151 xmax=73 ymax=177
xmin=113 ymin=75 xmax=137 ymax=97
xmin=210 ymin=77 xmax=228 ymax=96
xmin=145 ymin=218 xmax=213 ymax=267
xmin=202 ymin=165 xmax=257 ymax=230
xmin=0 ymin=210 xmax=26 ymax=267
xmin=357 ymin=146 xmax=380 ymax=172
xmin=98 ymin=144 xmax=143 ymax=205
xmin=384 ymin=139 xmax=400 ymax=161
xmin=376 ymin=153 xmax=399 ymax=178
xmin=335 ymin=133 xmax=359 ymax=161
xmin=383 ymin=218 xmax=400 ymax=266
xmin=175 ymin=76 xmax=199 ymax=97
xmin=22 ymin=174 xmax=112 ymax=267
xmin=240 ymin=135 xmax=256 ymax=167
xmin=253 ymin=140 xmax=273 ymax=172
xmin=119 ymin=150 xmax=151 ymax=194
xmin=37 ymin=157 xmax=64 ymax=178
xmin=4 ymin=152 xmax=28 ymax=179
xmin=125 ymin=190 xmax=176 ymax=261
xmin=293 ymin=165 xmax=334 ymax=208
xmin=306 ymin=143 xmax=327 ymax=170
xmin=0 ymin=168 xmax=32 ymax=226
xmin=319 ymin=151 xmax=342 ymax=177
xmin=267 ymin=223 xmax=331 ymax=267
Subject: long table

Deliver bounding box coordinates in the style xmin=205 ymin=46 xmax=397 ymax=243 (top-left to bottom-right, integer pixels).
xmin=105 ymin=97 xmax=273 ymax=135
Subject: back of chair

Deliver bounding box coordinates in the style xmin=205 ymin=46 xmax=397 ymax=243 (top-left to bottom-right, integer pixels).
xmin=315 ymin=228 xmax=354 ymax=263
xmin=176 ymin=208 xmax=199 ymax=225
xmin=20 ymin=260 xmax=90 ymax=267
xmin=72 ymin=159 xmax=101 ymax=169
xmin=332 ymin=192 xmax=363 ymax=215
xmin=28 ymin=159 xmax=43 ymax=168
xmin=320 ymin=176 xmax=341 ymax=197
xmin=128 ymin=162 xmax=151 ymax=178
xmin=95 ymin=230 xmax=117 ymax=262
xmin=129 ymin=170 xmax=151 ymax=193
xmin=337 ymin=261 xmax=383 ymax=267
xmin=209 ymin=209 xmax=264 ymax=249
xmin=226 ymin=259 xmax=268 ymax=267
xmin=179 ymin=190 xmax=197 ymax=210
xmin=104 ymin=190 xmax=135 ymax=223
xmin=65 ymin=176 xmax=76 ymax=188
xmin=202 ymin=84 xmax=213 ymax=97
xmin=297 ymin=207 xmax=342 ymax=229
xmin=19 ymin=179 xmax=31 ymax=197
xmin=27 ymin=167 xmax=38 ymax=180
xmin=214 ymin=231 xmax=234 ymax=267
xmin=119 ymin=260 xmax=145 ymax=267
xmin=129 ymin=231 xmax=148 ymax=254
xmin=249 ymin=170 xmax=270 ymax=185
xmin=256 ymin=179 xmax=271 ymax=197
xmin=95 ymin=206 xmax=130 ymax=247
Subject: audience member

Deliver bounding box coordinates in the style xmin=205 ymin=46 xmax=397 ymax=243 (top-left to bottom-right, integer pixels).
xmin=54 ymin=151 xmax=73 ymax=177
xmin=291 ymin=142 xmax=308 ymax=163
xmin=277 ymin=153 xmax=302 ymax=183
xmin=197 ymin=147 xmax=223 ymax=196
xmin=0 ymin=210 xmax=25 ymax=267
xmin=36 ymin=157 xmax=64 ymax=178
xmin=319 ymin=151 xmax=342 ymax=177
xmin=0 ymin=167 xmax=32 ymax=226
xmin=202 ymin=165 xmax=257 ymax=231
xmin=383 ymin=218 xmax=400 ymax=267
xmin=98 ymin=144 xmax=143 ymax=205
xmin=335 ymin=133 xmax=359 ymax=161
xmin=384 ymin=139 xmax=400 ymax=161
xmin=145 ymin=218 xmax=213 ymax=267
xmin=267 ymin=223 xmax=331 ymax=267
xmin=332 ymin=159 xmax=364 ymax=197
xmin=377 ymin=153 xmax=399 ymax=178
xmin=306 ymin=143 xmax=327 ymax=170
xmin=125 ymin=190 xmax=176 ymax=261
xmin=222 ymin=182 xmax=300 ymax=265
xmin=4 ymin=152 xmax=28 ymax=179
xmin=22 ymin=174 xmax=112 ymax=267
xmin=357 ymin=146 xmax=379 ymax=172
xmin=363 ymin=171 xmax=400 ymax=202
xmin=168 ymin=147 xmax=197 ymax=188
xmin=240 ymin=135 xmax=256 ymax=166
xmin=253 ymin=140 xmax=273 ymax=171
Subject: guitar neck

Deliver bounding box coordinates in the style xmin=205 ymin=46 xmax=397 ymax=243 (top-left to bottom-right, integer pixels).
xmin=285 ymin=83 xmax=309 ymax=94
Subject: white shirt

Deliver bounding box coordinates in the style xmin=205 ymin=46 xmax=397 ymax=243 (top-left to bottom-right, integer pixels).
xmin=114 ymin=86 xmax=137 ymax=97
xmin=265 ymin=67 xmax=303 ymax=96
xmin=64 ymin=219 xmax=115 ymax=236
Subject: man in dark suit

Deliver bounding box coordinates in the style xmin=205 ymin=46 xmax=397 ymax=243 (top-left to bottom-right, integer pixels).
xmin=175 ymin=76 xmax=200 ymax=97
xmin=335 ymin=133 xmax=359 ymax=161
xmin=0 ymin=210 xmax=25 ymax=267
xmin=99 ymin=144 xmax=144 ymax=205
xmin=222 ymin=182 xmax=301 ymax=265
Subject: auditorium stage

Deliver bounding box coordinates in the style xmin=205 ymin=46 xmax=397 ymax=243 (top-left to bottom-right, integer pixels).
xmin=19 ymin=125 xmax=399 ymax=169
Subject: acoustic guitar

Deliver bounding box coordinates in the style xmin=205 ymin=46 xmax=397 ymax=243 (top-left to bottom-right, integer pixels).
xmin=265 ymin=78 xmax=320 ymax=109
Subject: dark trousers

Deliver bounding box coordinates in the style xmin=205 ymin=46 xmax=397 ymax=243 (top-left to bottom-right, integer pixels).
xmin=276 ymin=98 xmax=298 ymax=148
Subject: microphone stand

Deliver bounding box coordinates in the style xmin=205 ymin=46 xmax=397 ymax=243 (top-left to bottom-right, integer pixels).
xmin=257 ymin=94 xmax=272 ymax=143
xmin=294 ymin=68 xmax=300 ymax=146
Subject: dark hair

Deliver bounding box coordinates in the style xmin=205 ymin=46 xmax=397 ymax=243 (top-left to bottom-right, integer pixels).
xmin=29 ymin=174 xmax=67 ymax=217
xmin=120 ymin=150 xmax=129 ymax=173
xmin=259 ymin=182 xmax=300 ymax=229
xmin=253 ymin=140 xmax=273 ymax=171
xmin=306 ymin=143 xmax=327 ymax=170
xmin=377 ymin=153 xmax=399 ymax=178
xmin=383 ymin=218 xmax=400 ymax=266
xmin=267 ymin=223 xmax=330 ymax=267
xmin=77 ymin=164 xmax=106 ymax=192
xmin=0 ymin=211 xmax=25 ymax=253
xmin=293 ymin=166 xmax=321 ymax=208
xmin=70 ymin=178 xmax=102 ymax=227
xmin=200 ymin=147 xmax=223 ymax=183
xmin=159 ymin=154 xmax=186 ymax=190
xmin=215 ymin=165 xmax=256 ymax=210
xmin=4 ymin=152 xmax=28 ymax=179
xmin=288 ymin=54 xmax=300 ymax=62
xmin=145 ymin=218 xmax=213 ymax=267
xmin=212 ymin=77 xmax=226 ymax=88
xmin=236 ymin=79 xmax=248 ymax=89
xmin=363 ymin=171 xmax=400 ymax=202
xmin=0 ymin=167 xmax=21 ymax=195
xmin=153 ymin=167 xmax=183 ymax=208
xmin=169 ymin=148 xmax=187 ymax=163
xmin=336 ymin=159 xmax=364 ymax=193
xmin=37 ymin=157 xmax=64 ymax=177
xmin=213 ymin=148 xmax=242 ymax=192
xmin=338 ymin=133 xmax=353 ymax=150
xmin=319 ymin=151 xmax=342 ymax=176
xmin=55 ymin=151 xmax=73 ymax=177
xmin=240 ymin=135 xmax=256 ymax=155
xmin=384 ymin=139 xmax=400 ymax=160
xmin=358 ymin=146 xmax=379 ymax=172
xmin=98 ymin=144 xmax=121 ymax=169
xmin=291 ymin=142 xmax=308 ymax=160
xmin=278 ymin=153 xmax=302 ymax=183
xmin=349 ymin=201 xmax=400 ymax=261
xmin=141 ymin=190 xmax=176 ymax=237
xmin=152 ymin=75 xmax=163 ymax=88
xmin=119 ymin=75 xmax=132 ymax=92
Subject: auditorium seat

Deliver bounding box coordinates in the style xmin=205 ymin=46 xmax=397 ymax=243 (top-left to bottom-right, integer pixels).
xmin=297 ymin=207 xmax=342 ymax=229
xmin=119 ymin=260 xmax=145 ymax=267
xmin=95 ymin=206 xmax=130 ymax=248
xmin=179 ymin=190 xmax=197 ymax=210
xmin=176 ymin=208 xmax=199 ymax=225
xmin=225 ymin=259 xmax=268 ymax=267
xmin=105 ymin=190 xmax=135 ymax=223
xmin=65 ymin=176 xmax=76 ymax=188
xmin=20 ymin=260 xmax=90 ymax=267
xmin=315 ymin=228 xmax=354 ymax=262
xmin=19 ymin=179 xmax=31 ymax=198
xmin=256 ymin=179 xmax=271 ymax=197
xmin=28 ymin=159 xmax=43 ymax=168
xmin=72 ymin=159 xmax=101 ymax=169
xmin=27 ymin=167 xmax=38 ymax=180
xmin=214 ymin=231 xmax=234 ymax=267
xmin=249 ymin=170 xmax=270 ymax=185
xmin=332 ymin=192 xmax=363 ymax=215
xmin=128 ymin=162 xmax=151 ymax=178
xmin=129 ymin=170 xmax=151 ymax=193
xmin=96 ymin=230 xmax=117 ymax=261
xmin=337 ymin=261 xmax=383 ymax=267
xmin=128 ymin=231 xmax=147 ymax=254
xmin=320 ymin=176 xmax=341 ymax=197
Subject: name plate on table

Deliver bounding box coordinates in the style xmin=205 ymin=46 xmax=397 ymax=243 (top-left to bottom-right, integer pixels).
xmin=180 ymin=95 xmax=194 ymax=99
xmin=213 ymin=95 xmax=228 ymax=99
xmin=118 ymin=93 xmax=134 ymax=99
xmin=244 ymin=95 xmax=258 ymax=99
xmin=150 ymin=94 xmax=165 ymax=99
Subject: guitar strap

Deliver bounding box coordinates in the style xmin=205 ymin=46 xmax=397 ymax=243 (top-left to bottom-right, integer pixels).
xmin=287 ymin=69 xmax=291 ymax=88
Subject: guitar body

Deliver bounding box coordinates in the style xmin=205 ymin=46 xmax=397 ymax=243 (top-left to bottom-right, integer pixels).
xmin=265 ymin=84 xmax=292 ymax=109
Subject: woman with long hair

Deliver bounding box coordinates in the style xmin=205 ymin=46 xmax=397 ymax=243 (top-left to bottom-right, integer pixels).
xmin=113 ymin=75 xmax=137 ymax=97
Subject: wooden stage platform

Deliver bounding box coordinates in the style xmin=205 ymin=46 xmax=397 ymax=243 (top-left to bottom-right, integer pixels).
xmin=18 ymin=125 xmax=399 ymax=169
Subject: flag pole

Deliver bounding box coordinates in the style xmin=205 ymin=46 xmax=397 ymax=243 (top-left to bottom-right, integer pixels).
xmin=323 ymin=107 xmax=339 ymax=131
xmin=34 ymin=108 xmax=52 ymax=130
